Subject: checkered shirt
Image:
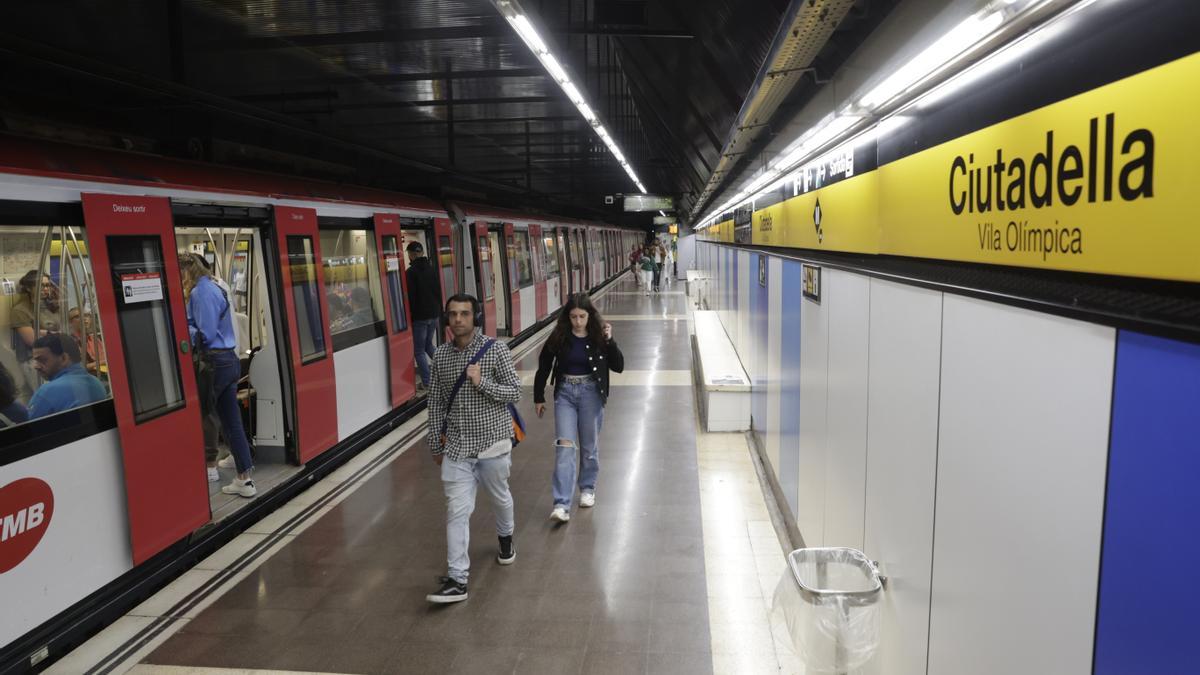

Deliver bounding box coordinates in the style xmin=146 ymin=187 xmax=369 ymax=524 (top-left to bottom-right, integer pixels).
xmin=426 ymin=331 xmax=522 ymax=461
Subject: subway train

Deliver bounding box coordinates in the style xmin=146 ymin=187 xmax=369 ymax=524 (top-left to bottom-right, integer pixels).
xmin=0 ymin=134 xmax=641 ymax=665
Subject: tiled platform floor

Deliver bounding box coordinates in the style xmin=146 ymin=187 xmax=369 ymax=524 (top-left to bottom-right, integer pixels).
xmin=54 ymin=274 xmax=802 ymax=674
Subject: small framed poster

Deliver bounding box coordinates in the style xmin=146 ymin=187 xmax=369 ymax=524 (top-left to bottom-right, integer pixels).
xmin=802 ymin=264 xmax=821 ymax=303
xmin=758 ymin=256 xmax=767 ymax=287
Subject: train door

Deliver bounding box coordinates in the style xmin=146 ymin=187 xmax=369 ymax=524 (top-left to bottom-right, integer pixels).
xmin=81 ymin=193 xmax=208 ymax=564
xmin=487 ymin=225 xmax=508 ymax=335
xmin=432 ymin=217 xmax=457 ymax=307
xmin=530 ymin=224 xmax=548 ymax=321
xmin=469 ymin=221 xmax=496 ymax=336
xmin=272 ymin=206 xmax=337 ymax=463
xmin=373 ymin=214 xmax=416 ymax=407
xmin=555 ymin=228 xmax=570 ymax=304
xmin=503 ymin=223 xmax=523 ymax=335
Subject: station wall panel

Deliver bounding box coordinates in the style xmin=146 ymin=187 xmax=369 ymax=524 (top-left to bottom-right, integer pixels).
xmin=1094 ymin=331 xmax=1200 ymax=675
xmin=750 ymin=253 xmax=770 ymax=461
xmin=737 ymin=250 xmax=751 ymax=359
xmin=822 ymin=269 xmax=870 ymax=551
xmin=766 ymin=257 xmax=784 ymax=476
xmin=928 ymin=297 xmax=1113 ymax=675
xmin=862 ymin=279 xmax=942 ymax=675
xmin=334 ymin=337 xmax=391 ymax=442
xmin=778 ymin=260 xmax=803 ymax=518
xmin=796 ymin=261 xmax=829 ymax=546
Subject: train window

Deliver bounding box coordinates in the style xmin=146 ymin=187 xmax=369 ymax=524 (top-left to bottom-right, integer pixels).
xmin=107 ymin=236 xmax=184 ymax=424
xmin=381 ymin=235 xmax=408 ymax=333
xmin=542 ymin=235 xmax=560 ymax=275
xmin=477 ymin=234 xmax=494 ymax=300
xmin=511 ymin=231 xmax=533 ymax=287
xmin=569 ymin=232 xmax=582 ymax=270
xmin=285 ymin=236 xmax=327 ymax=362
xmin=1 ymin=225 xmax=112 ymax=432
xmin=319 ymin=229 xmax=384 ymax=341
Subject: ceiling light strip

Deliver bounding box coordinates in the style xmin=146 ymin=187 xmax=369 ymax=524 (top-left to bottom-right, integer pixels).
xmin=493 ymin=0 xmax=648 ymax=194
xmin=695 ymin=0 xmax=1077 ymax=229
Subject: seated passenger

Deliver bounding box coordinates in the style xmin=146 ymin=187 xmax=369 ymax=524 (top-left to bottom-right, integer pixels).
xmin=9 ymin=270 xmax=61 ymax=398
xmin=349 ymin=286 xmax=374 ymax=327
xmin=0 ymin=363 xmax=29 ymax=428
xmin=68 ymin=308 xmax=106 ymax=376
xmin=27 ymin=334 xmax=107 ymax=419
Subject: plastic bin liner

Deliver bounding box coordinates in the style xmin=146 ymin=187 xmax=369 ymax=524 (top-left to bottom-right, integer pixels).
xmin=772 ymin=547 xmax=883 ymax=673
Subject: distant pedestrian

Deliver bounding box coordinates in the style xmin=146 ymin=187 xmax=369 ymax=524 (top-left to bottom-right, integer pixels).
xmin=426 ymin=294 xmax=522 ymax=604
xmin=628 ymin=245 xmax=642 ymax=286
xmin=653 ymin=244 xmax=666 ymax=292
xmin=406 ymin=241 xmax=441 ymax=389
xmin=638 ymin=248 xmax=656 ymax=295
xmin=533 ymin=293 xmax=624 ymax=522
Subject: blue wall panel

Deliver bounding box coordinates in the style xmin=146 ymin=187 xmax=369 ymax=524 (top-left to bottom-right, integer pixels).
xmin=1094 ymin=331 xmax=1200 ymax=675
xmin=750 ymin=254 xmax=769 ymax=437
xmin=778 ymin=260 xmax=803 ymax=515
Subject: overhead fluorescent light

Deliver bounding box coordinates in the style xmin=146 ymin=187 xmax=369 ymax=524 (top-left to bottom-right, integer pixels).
xmin=694 ymin=0 xmax=1046 ymax=228
xmin=493 ymin=0 xmax=648 ymax=193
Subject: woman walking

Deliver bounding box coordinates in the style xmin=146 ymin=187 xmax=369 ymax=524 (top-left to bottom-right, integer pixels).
xmin=638 ymin=248 xmax=656 ymax=295
xmin=533 ymin=293 xmax=624 ymax=522
xmin=181 ymin=254 xmax=256 ymax=497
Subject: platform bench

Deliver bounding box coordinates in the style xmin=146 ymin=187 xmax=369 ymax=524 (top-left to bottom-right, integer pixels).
xmin=691 ymin=310 xmax=751 ymax=432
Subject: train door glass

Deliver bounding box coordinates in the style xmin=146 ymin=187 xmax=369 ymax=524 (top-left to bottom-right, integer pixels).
xmin=488 ymin=231 xmax=507 ymax=331
xmin=107 ymin=236 xmax=185 ymax=422
xmin=381 ymin=235 xmax=407 ymax=333
xmin=286 ymin=236 xmax=326 ymax=361
xmin=437 ymin=235 xmax=456 ymax=296
xmin=401 ymin=230 xmax=428 ymax=271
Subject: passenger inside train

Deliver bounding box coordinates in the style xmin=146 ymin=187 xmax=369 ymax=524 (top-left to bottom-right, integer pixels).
xmin=28 ymin=333 xmax=106 ymax=420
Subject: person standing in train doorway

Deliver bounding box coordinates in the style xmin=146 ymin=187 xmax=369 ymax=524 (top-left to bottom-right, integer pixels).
xmin=533 ymin=293 xmax=624 ymax=523
xmin=405 ymin=241 xmax=440 ymax=391
xmin=180 ymin=254 xmax=256 ymax=498
xmin=426 ymin=294 xmax=522 ymax=604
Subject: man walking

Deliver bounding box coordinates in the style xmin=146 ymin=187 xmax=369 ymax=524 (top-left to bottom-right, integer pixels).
xmin=426 ymin=294 xmax=522 ymax=603
xmin=406 ymin=241 xmax=441 ymax=389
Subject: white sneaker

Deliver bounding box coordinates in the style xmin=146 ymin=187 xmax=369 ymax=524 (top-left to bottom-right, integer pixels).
xmin=207 ymin=467 xmax=220 ymax=482
xmin=221 ymin=478 xmax=257 ymax=498
xmin=550 ymin=506 xmax=570 ymax=523
xmin=217 ymin=455 xmax=236 ymax=469
xmin=579 ymin=492 xmax=595 ymax=508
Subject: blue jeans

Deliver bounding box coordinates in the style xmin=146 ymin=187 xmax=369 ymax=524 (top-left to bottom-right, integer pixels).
xmin=412 ymin=318 xmax=438 ymax=386
xmin=206 ymin=350 xmax=253 ymax=474
xmin=442 ymin=453 xmax=515 ymax=584
xmin=552 ymin=379 xmax=604 ymax=507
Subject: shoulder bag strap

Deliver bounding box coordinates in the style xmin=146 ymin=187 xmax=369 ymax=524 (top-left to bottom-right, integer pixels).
xmin=439 ymin=339 xmax=496 ymax=438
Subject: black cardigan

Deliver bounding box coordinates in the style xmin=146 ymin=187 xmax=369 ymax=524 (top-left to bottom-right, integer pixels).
xmin=533 ymin=335 xmax=625 ymax=405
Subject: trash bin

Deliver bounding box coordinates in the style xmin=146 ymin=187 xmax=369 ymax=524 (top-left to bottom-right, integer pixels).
xmin=772 ymin=547 xmax=884 ymax=673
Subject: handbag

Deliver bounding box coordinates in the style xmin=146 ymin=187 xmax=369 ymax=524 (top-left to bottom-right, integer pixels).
xmin=439 ymin=339 xmax=526 ymax=450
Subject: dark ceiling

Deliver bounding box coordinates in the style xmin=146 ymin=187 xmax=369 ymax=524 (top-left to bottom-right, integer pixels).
xmin=0 ymin=0 xmax=885 ymax=225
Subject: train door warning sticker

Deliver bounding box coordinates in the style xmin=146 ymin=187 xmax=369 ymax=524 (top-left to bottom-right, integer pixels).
xmin=121 ymin=273 xmax=163 ymax=303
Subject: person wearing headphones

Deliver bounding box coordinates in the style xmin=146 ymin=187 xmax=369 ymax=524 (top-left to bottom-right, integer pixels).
xmin=425 ymin=293 xmax=522 ymax=604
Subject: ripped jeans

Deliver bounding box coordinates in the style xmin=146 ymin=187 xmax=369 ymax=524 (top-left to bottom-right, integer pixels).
xmin=552 ymin=378 xmax=605 ymax=507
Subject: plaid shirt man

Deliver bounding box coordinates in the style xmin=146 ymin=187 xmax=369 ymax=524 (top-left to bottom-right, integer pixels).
xmin=426 ymin=330 xmax=522 ymax=462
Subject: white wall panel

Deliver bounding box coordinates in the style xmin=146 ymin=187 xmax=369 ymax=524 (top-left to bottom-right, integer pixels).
xmin=822 ymin=270 xmax=870 ymax=551
xmin=0 ymin=430 xmax=133 ymax=645
xmin=927 ymin=297 xmax=1114 ymax=675
xmin=334 ymin=337 xmax=391 ymax=441
xmin=862 ymin=280 xmax=943 ymax=675
xmin=796 ymin=275 xmax=829 ymax=546
xmin=546 ymin=277 xmax=561 ymax=313
xmin=766 ymin=257 xmax=784 ymax=474
xmin=519 ymin=285 xmax=536 ymax=330
xmin=738 ymin=251 xmax=751 ymax=359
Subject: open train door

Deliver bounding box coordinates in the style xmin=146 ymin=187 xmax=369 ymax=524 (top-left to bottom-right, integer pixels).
xmin=373 ymin=214 xmax=416 ymax=407
xmin=530 ymin=223 xmax=548 ymax=320
xmin=82 ymin=193 xmax=208 ymax=564
xmin=432 ymin=217 xmax=456 ymax=307
xmin=272 ymin=206 xmax=337 ymax=463
xmin=470 ymin=221 xmax=497 ymax=336
xmin=556 ymin=227 xmax=570 ymax=303
xmin=503 ymin=222 xmax=521 ymax=334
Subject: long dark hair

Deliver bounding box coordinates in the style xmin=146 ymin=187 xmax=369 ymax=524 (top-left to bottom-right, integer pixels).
xmin=546 ymin=293 xmax=605 ymax=355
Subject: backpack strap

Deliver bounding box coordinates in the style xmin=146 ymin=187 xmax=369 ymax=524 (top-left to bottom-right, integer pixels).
xmin=439 ymin=339 xmax=496 ymax=439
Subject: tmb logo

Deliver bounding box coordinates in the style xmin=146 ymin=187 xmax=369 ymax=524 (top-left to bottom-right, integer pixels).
xmin=0 ymin=478 xmax=54 ymax=574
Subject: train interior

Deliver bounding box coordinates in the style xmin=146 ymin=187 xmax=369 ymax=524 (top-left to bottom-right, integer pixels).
xmin=173 ymin=224 xmax=292 ymax=522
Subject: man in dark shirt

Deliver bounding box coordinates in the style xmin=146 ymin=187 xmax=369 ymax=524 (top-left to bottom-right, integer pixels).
xmin=406 ymin=241 xmax=441 ymax=388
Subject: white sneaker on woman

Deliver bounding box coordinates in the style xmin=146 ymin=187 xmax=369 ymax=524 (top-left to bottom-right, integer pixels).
xmin=579 ymin=492 xmax=595 ymax=508
xmin=207 ymin=467 xmax=220 ymax=483
xmin=217 ymin=455 xmax=236 ymax=469
xmin=222 ymin=478 xmax=257 ymax=498
xmin=550 ymin=506 xmax=570 ymax=522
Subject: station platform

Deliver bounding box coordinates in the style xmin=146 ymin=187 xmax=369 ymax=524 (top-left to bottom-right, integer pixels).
xmin=53 ymin=273 xmax=802 ymax=675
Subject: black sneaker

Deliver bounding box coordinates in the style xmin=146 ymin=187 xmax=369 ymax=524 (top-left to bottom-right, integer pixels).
xmin=426 ymin=576 xmax=468 ymax=604
xmin=497 ymin=535 xmax=516 ymax=565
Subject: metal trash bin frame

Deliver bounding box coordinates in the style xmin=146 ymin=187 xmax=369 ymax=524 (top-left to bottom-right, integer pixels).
xmin=774 ymin=547 xmax=885 ymax=673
